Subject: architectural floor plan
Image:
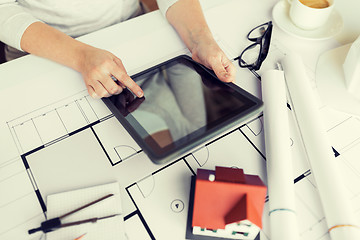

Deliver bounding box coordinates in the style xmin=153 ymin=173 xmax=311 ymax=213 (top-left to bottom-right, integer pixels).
xmin=2 ymin=41 xmax=359 ymax=239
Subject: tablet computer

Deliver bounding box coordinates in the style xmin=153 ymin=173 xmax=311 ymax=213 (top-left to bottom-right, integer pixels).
xmin=102 ymin=55 xmax=262 ymax=164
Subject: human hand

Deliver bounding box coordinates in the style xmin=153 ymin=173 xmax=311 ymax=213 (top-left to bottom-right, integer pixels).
xmin=190 ymin=33 xmax=236 ymax=83
xmin=165 ymin=0 xmax=236 ymax=83
xmin=112 ymin=88 xmax=145 ymax=117
xmin=77 ymin=45 xmax=144 ymax=99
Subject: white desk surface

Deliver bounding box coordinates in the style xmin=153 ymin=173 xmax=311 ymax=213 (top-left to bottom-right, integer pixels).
xmin=0 ymin=1 xmax=359 ymax=240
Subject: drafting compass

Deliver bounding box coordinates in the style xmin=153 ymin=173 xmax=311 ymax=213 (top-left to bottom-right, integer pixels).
xmin=28 ymin=193 xmax=119 ymax=234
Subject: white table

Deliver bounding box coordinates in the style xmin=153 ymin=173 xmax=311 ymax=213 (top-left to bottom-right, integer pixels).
xmin=0 ymin=1 xmax=359 ymax=240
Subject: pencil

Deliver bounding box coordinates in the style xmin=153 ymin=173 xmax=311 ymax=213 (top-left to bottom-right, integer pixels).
xmin=74 ymin=233 xmax=87 ymax=240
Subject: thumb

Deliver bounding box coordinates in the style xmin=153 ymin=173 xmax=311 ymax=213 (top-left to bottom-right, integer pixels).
xmin=210 ymin=59 xmax=236 ymax=83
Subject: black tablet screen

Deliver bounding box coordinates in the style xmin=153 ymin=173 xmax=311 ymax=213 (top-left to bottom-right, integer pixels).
xmin=106 ymin=56 xmax=259 ymax=159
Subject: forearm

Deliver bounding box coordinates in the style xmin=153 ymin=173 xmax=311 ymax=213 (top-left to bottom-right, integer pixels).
xmin=20 ymin=21 xmax=88 ymax=72
xmin=20 ymin=21 xmax=143 ymax=99
xmin=165 ymin=0 xmax=213 ymax=54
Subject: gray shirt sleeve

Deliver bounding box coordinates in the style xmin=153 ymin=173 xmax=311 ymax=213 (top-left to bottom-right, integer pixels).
xmin=0 ymin=0 xmax=178 ymax=51
xmin=156 ymin=0 xmax=178 ymax=16
xmin=0 ymin=2 xmax=40 ymax=51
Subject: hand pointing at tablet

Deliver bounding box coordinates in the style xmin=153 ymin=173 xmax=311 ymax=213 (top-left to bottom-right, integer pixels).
xmin=76 ymin=45 xmax=144 ymax=99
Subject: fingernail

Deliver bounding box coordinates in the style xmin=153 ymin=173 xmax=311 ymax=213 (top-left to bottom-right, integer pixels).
xmin=92 ymin=93 xmax=100 ymax=99
xmin=137 ymin=91 xmax=144 ymax=97
xmin=117 ymin=88 xmax=124 ymax=95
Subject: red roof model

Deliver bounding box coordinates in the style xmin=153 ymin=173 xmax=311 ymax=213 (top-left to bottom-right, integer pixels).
xmin=192 ymin=166 xmax=267 ymax=230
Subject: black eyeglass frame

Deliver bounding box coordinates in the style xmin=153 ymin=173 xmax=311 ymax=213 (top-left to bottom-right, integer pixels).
xmin=238 ymin=21 xmax=273 ymax=71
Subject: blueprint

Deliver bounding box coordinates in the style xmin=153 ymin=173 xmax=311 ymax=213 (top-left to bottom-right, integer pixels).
xmin=1 ymin=1 xmax=360 ymax=240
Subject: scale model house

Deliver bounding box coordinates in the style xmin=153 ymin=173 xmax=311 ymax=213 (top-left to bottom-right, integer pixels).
xmin=186 ymin=166 xmax=267 ymax=240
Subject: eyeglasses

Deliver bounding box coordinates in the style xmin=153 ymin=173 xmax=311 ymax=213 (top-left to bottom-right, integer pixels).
xmin=236 ymin=21 xmax=273 ymax=71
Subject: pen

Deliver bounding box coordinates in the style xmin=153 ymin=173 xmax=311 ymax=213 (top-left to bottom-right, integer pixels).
xmin=232 ymin=56 xmax=261 ymax=80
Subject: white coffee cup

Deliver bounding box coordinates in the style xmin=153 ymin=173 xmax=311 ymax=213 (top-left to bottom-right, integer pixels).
xmin=287 ymin=0 xmax=334 ymax=30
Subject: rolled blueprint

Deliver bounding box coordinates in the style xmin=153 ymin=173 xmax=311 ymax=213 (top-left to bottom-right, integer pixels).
xmin=261 ymin=69 xmax=299 ymax=240
xmin=282 ymin=54 xmax=360 ymax=240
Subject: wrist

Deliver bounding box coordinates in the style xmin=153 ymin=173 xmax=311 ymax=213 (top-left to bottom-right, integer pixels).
xmin=73 ymin=43 xmax=92 ymax=73
xmin=188 ymin=27 xmax=214 ymax=53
